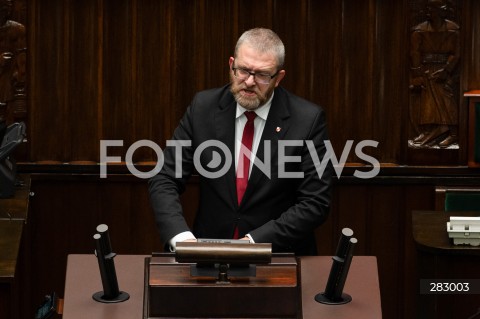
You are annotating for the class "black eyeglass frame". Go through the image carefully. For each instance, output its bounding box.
[231,65,280,84]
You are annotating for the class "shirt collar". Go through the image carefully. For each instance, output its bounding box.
[235,92,274,121]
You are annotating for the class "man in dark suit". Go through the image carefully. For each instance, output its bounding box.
[149,28,332,255]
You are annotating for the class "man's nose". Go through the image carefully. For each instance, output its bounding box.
[244,74,256,86]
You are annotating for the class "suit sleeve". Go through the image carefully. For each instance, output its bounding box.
[148,98,197,249]
[248,109,333,252]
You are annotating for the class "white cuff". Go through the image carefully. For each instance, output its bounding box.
[168,231,196,252]
[246,234,255,243]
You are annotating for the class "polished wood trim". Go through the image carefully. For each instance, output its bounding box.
[464,90,480,97]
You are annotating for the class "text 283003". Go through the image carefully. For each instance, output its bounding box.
[420,280,480,294]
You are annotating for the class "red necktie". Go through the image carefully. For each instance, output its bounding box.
[234,111,256,238]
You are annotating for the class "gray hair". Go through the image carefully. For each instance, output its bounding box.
[234,28,285,69]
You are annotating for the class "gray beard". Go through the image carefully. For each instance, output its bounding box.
[230,84,269,110]
[233,92,262,110]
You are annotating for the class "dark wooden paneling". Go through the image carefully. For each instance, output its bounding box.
[0,284,11,319]
[102,1,135,152]
[369,186,405,318]
[25,0,479,165]
[29,0,70,162]
[402,185,434,319]
[372,1,410,163]
[273,0,308,98]
[65,1,102,162]
[462,0,480,90]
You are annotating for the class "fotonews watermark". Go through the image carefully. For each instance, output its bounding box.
[99,139,380,179]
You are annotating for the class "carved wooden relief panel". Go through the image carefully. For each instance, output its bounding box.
[408,0,461,149]
[0,0,26,138]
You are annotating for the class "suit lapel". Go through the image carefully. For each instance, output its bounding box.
[215,91,238,208]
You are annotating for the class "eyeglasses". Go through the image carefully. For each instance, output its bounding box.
[231,66,279,85]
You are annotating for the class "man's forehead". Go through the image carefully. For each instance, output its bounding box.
[235,44,278,70]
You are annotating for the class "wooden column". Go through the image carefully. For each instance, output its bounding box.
[464,90,480,167]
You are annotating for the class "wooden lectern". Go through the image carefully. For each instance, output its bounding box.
[144,254,299,318]
[61,254,382,319]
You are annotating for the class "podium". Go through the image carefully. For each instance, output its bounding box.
[62,254,382,319]
[145,254,298,318]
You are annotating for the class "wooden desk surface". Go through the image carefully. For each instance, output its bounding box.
[0,220,23,282]
[63,255,146,319]
[412,210,480,255]
[62,254,381,319]
[0,174,31,220]
[300,256,381,319]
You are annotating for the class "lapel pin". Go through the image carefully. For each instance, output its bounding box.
[276,127,281,132]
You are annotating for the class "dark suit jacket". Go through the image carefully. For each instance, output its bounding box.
[148,84,332,255]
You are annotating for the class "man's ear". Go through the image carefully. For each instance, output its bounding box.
[274,70,286,87]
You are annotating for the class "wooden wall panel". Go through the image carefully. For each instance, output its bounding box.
[67,1,102,162]
[0,285,12,319]
[305,1,343,155]
[341,0,374,147]
[462,0,480,90]
[135,0,174,155]
[193,0,236,90]
[272,0,308,98]
[25,0,479,166]
[29,0,69,162]
[237,0,273,33]
[102,1,135,153]
[371,1,410,163]
[402,185,434,319]
[369,186,405,318]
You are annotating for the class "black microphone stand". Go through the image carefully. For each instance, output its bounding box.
[92,224,129,303]
[315,228,357,305]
